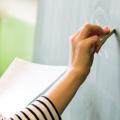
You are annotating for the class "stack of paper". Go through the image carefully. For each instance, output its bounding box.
[0,58,67,117]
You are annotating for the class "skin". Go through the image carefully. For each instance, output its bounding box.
[44,24,110,114]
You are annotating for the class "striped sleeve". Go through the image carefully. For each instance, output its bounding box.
[7,96,62,120]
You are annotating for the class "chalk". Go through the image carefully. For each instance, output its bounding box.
[90,29,116,54]
[99,29,116,46]
[96,29,116,53]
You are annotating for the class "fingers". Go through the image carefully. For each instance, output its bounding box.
[103,26,110,33]
[79,24,110,39]
[95,45,101,53]
[85,35,100,54]
[69,24,110,64]
[70,30,80,40]
[95,27,111,53]
[86,35,99,45]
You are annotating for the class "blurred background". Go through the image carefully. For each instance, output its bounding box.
[0,0,37,75]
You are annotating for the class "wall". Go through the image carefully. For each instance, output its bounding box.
[35,0,120,119]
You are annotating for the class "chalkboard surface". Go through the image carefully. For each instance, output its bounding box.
[35,0,120,119]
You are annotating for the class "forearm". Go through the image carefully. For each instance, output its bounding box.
[1,70,86,120]
[44,69,87,114]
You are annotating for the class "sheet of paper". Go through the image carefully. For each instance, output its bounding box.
[0,58,67,117]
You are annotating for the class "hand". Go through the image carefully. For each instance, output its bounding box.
[69,24,110,77]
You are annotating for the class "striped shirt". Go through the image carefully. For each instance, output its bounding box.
[0,96,61,120]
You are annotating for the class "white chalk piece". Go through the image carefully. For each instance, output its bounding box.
[90,29,115,54]
[100,29,116,46]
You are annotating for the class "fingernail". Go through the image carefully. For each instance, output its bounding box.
[104,26,110,31]
[105,26,109,29]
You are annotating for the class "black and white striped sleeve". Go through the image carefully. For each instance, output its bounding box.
[1,96,61,120]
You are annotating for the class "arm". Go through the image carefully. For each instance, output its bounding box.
[1,24,110,120]
[44,24,110,114]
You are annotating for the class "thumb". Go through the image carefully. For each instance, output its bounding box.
[85,35,99,54]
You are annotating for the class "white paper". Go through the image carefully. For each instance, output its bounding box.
[0,58,67,117]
